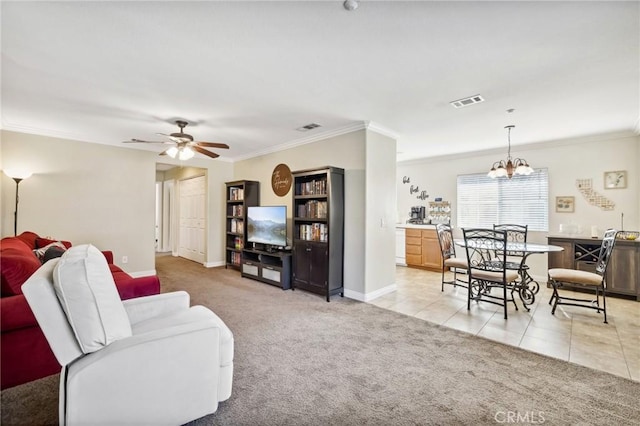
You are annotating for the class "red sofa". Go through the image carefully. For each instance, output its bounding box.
[1,231,161,389]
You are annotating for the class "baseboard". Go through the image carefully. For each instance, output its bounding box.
[345,283,398,302]
[205,260,225,268]
[129,269,157,278]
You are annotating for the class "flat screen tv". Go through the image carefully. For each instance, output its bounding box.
[247,205,287,249]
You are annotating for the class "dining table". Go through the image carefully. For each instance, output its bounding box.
[454,239,565,309]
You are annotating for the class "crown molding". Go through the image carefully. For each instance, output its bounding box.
[229,121,368,162]
[364,121,400,140]
[1,123,93,143]
[397,130,639,166]
[230,120,402,162]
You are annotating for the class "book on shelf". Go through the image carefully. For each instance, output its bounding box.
[229,187,244,201]
[230,251,241,265]
[298,223,328,242]
[296,200,327,219]
[230,205,243,216]
[230,218,243,234]
[296,178,327,196]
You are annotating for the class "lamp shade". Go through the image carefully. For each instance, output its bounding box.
[4,169,32,180]
[178,147,195,160]
[166,147,179,158]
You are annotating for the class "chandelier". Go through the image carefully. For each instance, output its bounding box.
[487,125,533,179]
[166,143,195,161]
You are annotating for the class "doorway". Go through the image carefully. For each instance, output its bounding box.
[156,164,207,265]
[177,175,206,264]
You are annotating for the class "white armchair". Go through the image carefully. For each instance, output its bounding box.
[22,245,233,426]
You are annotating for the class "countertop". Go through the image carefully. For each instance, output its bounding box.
[548,234,639,245]
[396,223,437,229]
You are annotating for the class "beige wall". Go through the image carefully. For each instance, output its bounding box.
[397,132,640,278]
[5,127,633,297]
[234,130,368,296]
[1,130,158,275]
[233,128,399,300]
[162,163,233,266]
[1,130,233,275]
[363,129,397,298]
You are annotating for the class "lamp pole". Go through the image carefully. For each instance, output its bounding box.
[3,169,32,236]
[12,177,23,236]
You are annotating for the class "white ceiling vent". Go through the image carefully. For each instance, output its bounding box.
[296,123,321,132]
[450,95,485,109]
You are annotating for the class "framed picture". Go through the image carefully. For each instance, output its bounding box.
[556,196,575,213]
[604,170,627,189]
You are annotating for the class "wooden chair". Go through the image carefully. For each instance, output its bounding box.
[462,228,520,319]
[435,224,468,291]
[548,229,617,323]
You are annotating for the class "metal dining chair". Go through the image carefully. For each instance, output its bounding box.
[462,228,520,319]
[492,224,539,305]
[435,224,468,291]
[548,228,617,323]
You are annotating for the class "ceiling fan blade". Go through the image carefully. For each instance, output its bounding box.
[193,146,220,159]
[123,138,170,144]
[195,142,229,149]
[157,133,184,143]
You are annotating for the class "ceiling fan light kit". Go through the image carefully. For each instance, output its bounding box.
[165,145,195,160]
[124,120,229,160]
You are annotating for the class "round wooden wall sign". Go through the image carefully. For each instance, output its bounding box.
[271,163,292,196]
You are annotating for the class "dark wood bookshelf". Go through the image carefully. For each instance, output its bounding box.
[291,166,344,301]
[225,180,259,270]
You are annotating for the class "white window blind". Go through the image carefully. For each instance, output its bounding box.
[457,169,549,231]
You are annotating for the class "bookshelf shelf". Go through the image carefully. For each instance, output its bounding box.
[291,166,344,301]
[224,180,259,269]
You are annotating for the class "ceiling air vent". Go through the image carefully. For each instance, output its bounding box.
[296,123,321,132]
[450,95,485,109]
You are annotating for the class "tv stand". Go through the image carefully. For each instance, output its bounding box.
[241,249,292,290]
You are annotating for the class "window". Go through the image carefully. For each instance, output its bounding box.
[457,169,549,231]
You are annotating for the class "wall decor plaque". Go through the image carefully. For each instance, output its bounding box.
[272,163,292,196]
[604,170,627,189]
[555,196,575,213]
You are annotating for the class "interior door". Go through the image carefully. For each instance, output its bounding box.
[178,175,206,264]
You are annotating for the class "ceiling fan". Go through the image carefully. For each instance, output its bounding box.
[124,120,229,160]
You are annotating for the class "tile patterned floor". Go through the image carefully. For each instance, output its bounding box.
[368,266,640,381]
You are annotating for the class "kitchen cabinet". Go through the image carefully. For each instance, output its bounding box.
[405,227,443,272]
[548,236,639,301]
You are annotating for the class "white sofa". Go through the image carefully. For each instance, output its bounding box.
[22,245,234,425]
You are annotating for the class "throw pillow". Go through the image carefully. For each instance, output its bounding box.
[16,231,40,248]
[53,244,132,354]
[0,249,41,296]
[43,245,66,263]
[33,241,67,262]
[36,237,72,250]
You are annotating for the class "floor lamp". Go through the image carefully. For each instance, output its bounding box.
[4,169,32,236]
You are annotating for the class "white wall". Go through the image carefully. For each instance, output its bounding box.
[397,132,640,278]
[233,130,368,296]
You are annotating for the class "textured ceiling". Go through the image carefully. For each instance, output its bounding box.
[2,1,638,162]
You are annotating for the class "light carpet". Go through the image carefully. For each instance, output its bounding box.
[2,254,639,425]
